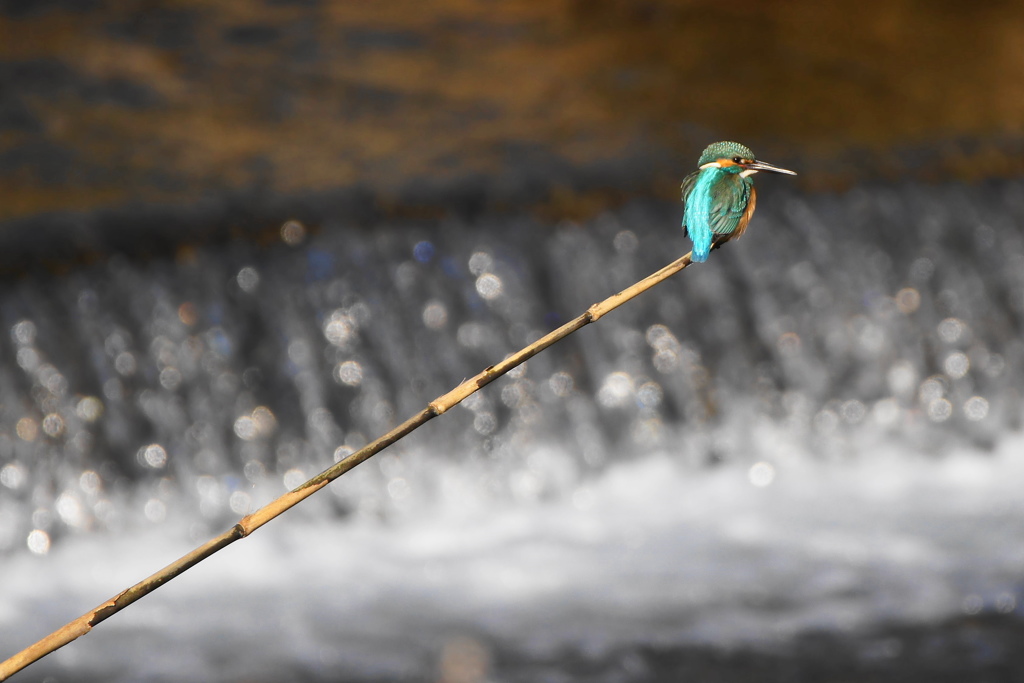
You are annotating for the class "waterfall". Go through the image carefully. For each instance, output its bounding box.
[2,178,1023,680]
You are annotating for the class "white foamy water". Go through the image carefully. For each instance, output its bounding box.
[4,430,1023,681]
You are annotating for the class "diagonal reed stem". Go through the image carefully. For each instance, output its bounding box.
[0,248,698,680]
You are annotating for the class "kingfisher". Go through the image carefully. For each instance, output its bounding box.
[681,141,796,262]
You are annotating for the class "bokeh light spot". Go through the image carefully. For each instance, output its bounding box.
[887,362,917,398]
[964,396,989,421]
[287,339,312,367]
[334,360,364,387]
[910,257,935,282]
[41,413,64,438]
[76,396,104,422]
[473,412,497,435]
[11,320,36,346]
[243,460,266,482]
[840,400,866,424]
[943,351,970,379]
[937,317,967,345]
[653,348,680,373]
[159,366,183,390]
[962,594,984,615]
[324,311,356,347]
[996,593,1017,614]
[422,301,448,329]
[39,365,67,396]
[548,371,574,397]
[748,462,776,487]
[233,416,259,441]
[413,241,435,263]
[16,417,38,442]
[114,351,137,376]
[56,491,85,528]
[457,322,488,349]
[229,490,252,515]
[636,382,663,410]
[468,251,493,276]
[387,477,411,501]
[597,372,634,409]
[144,498,167,523]
[178,302,199,326]
[895,288,921,314]
[281,220,306,245]
[501,383,525,408]
[80,470,101,494]
[237,266,260,292]
[15,347,39,372]
[613,230,638,253]
[283,468,306,490]
[1,463,27,490]
[139,443,168,469]
[927,398,953,423]
[645,324,674,347]
[26,529,50,555]
[252,406,277,435]
[475,273,503,300]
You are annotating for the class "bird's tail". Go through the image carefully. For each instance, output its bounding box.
[683,216,712,263]
[691,242,709,262]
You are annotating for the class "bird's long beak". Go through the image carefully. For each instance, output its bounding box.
[745,160,797,175]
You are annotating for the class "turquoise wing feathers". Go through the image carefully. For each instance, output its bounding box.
[681,168,751,262]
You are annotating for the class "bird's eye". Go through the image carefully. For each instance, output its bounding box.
[732,156,743,163]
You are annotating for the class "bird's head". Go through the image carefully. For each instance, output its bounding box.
[697,141,796,177]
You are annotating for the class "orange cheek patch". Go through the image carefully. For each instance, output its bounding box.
[716,158,738,167]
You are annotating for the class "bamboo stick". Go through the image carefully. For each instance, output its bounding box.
[0,247,699,680]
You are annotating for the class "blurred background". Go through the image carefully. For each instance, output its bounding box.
[3,1,1024,681]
